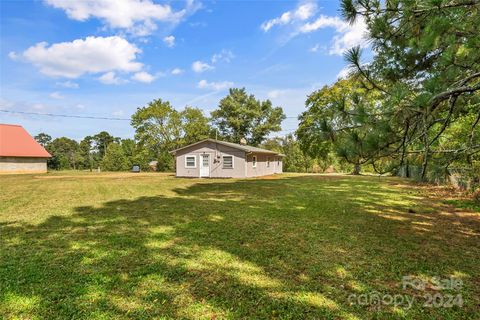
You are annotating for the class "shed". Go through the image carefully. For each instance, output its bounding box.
[0,124,51,174]
[170,139,284,178]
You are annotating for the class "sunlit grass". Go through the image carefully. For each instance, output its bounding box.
[0,172,479,319]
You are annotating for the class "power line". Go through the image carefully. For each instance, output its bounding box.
[0,109,300,121]
[0,109,131,121]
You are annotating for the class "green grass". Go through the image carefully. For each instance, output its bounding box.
[0,172,479,319]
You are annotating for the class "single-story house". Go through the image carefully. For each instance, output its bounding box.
[0,124,51,174]
[170,138,284,178]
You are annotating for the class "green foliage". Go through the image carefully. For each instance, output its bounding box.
[34,132,51,147]
[211,88,285,146]
[101,143,129,171]
[47,137,82,170]
[297,78,388,174]
[92,131,119,159]
[131,99,211,171]
[309,0,480,180]
[261,135,315,172]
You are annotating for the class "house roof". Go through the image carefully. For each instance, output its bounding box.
[170,138,285,156]
[0,124,51,158]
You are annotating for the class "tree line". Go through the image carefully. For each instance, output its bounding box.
[36,88,315,172]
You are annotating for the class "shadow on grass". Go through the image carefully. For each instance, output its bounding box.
[1,175,479,319]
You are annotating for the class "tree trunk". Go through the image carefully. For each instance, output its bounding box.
[352,163,361,175]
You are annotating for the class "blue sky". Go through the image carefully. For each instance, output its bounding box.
[0,0,368,140]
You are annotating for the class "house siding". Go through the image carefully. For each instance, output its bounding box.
[0,157,48,174]
[175,141,246,178]
[246,153,282,177]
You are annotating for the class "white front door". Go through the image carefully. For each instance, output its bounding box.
[200,154,210,177]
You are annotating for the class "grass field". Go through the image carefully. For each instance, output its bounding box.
[1,172,479,319]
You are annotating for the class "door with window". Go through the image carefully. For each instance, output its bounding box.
[200,154,210,177]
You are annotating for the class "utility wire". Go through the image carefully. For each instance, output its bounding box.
[0,109,131,121]
[0,109,300,121]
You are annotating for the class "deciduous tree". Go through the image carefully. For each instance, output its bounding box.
[211,88,285,146]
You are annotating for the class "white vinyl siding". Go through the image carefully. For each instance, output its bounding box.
[185,155,196,168]
[223,155,234,169]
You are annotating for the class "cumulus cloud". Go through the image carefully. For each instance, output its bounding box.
[98,71,126,85]
[329,18,368,55]
[192,60,214,73]
[163,35,175,47]
[300,15,368,55]
[261,1,316,31]
[56,80,79,88]
[171,68,184,75]
[44,0,201,36]
[197,79,233,91]
[261,1,368,55]
[49,91,64,99]
[20,36,142,78]
[131,71,156,83]
[211,49,234,63]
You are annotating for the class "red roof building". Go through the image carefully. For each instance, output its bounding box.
[0,124,51,173]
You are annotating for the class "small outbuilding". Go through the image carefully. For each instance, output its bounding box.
[170,138,283,178]
[0,124,51,174]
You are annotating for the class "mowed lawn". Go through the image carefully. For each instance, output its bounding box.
[0,173,479,319]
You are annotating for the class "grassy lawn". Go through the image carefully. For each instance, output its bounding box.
[0,172,479,319]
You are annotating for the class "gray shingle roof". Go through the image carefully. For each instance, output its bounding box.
[170,138,284,156]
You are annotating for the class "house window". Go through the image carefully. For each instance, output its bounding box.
[223,155,233,169]
[267,157,270,167]
[185,155,196,168]
[252,155,257,168]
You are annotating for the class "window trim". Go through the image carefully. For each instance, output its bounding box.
[252,155,257,168]
[222,155,234,169]
[185,154,197,168]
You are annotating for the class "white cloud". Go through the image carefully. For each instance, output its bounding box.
[309,44,320,53]
[192,60,214,73]
[211,49,234,63]
[299,15,346,33]
[336,66,351,79]
[8,51,19,60]
[171,68,184,75]
[267,89,287,99]
[56,80,79,88]
[49,91,64,99]
[261,1,368,55]
[163,35,175,47]
[261,1,317,32]
[197,79,233,91]
[131,71,156,83]
[300,16,368,55]
[44,0,201,36]
[112,110,124,116]
[21,36,142,78]
[98,71,125,85]
[329,18,368,55]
